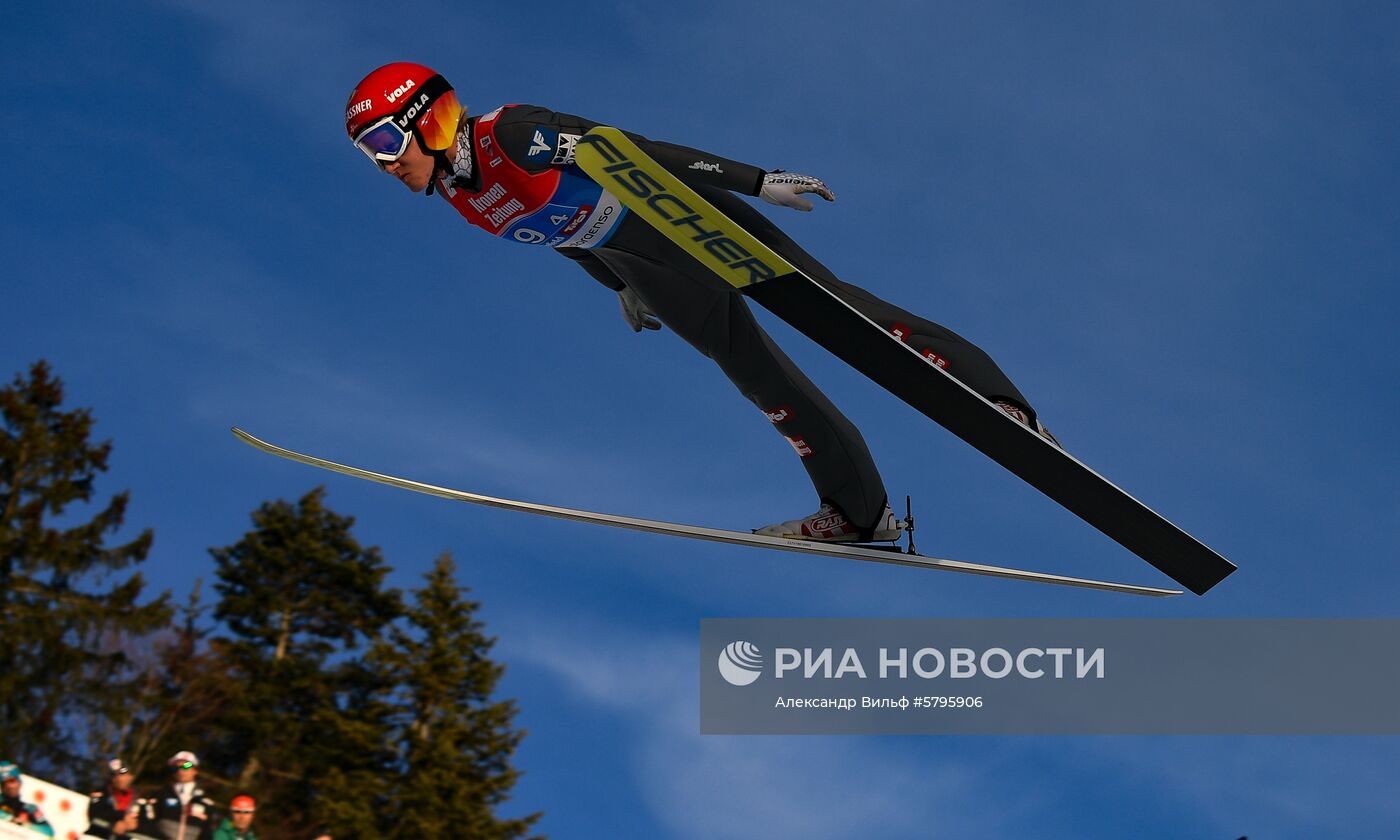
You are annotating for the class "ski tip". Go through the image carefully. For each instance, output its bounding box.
[1181,559,1238,596]
[230,427,267,450]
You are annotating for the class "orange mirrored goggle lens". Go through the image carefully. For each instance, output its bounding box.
[416,89,462,152]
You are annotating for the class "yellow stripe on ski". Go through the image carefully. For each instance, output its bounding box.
[574,126,795,289]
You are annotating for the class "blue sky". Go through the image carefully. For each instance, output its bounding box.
[5,0,1399,836]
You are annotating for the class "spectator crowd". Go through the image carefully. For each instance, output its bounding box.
[1,754,333,840]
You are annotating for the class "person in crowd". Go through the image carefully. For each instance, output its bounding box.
[143,751,215,840]
[0,761,54,837]
[210,795,256,840]
[86,759,143,839]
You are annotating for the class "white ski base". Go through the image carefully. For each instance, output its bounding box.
[231,428,1180,598]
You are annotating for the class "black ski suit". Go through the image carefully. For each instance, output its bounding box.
[434,105,1033,533]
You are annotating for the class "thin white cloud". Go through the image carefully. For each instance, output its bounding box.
[505,622,1008,840]
[509,616,1400,839]
[91,216,760,514]
[1075,737,1400,838]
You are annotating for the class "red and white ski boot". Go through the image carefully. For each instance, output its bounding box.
[754,502,903,543]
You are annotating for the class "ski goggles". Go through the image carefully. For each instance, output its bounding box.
[354,118,414,167]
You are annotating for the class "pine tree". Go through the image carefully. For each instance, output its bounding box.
[209,488,402,838]
[374,553,542,839]
[91,581,238,783]
[0,360,170,780]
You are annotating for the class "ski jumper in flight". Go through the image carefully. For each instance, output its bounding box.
[345,62,1056,543]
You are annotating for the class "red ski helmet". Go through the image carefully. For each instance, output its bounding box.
[345,62,463,165]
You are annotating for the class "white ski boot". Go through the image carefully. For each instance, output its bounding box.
[754,502,903,543]
[993,399,1061,447]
